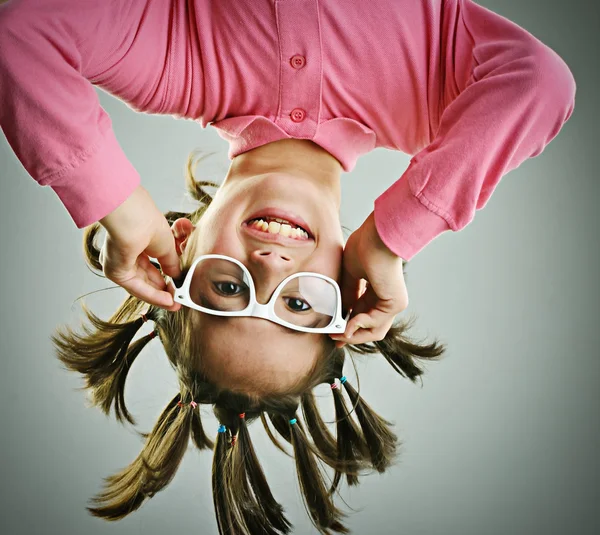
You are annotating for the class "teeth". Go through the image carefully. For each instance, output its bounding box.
[249,219,309,239]
[267,221,281,234]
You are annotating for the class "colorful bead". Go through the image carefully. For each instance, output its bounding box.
[190,401,198,408]
[340,376,347,384]
[289,418,297,425]
[239,413,246,419]
[218,425,226,433]
[331,382,338,389]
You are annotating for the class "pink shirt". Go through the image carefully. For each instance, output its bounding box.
[0,0,576,261]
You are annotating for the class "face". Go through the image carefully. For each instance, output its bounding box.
[173,171,344,395]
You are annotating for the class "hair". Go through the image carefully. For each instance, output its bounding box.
[51,149,448,534]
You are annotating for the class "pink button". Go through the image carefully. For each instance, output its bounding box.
[290,108,306,122]
[290,55,306,69]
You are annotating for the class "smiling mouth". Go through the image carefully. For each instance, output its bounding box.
[241,221,314,245]
[244,215,313,241]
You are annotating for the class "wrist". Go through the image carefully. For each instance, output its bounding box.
[365,211,403,260]
[99,185,155,236]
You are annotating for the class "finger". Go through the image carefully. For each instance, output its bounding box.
[332,327,387,346]
[340,270,363,314]
[342,312,377,339]
[146,219,183,280]
[101,241,181,312]
[119,274,180,311]
[137,254,170,289]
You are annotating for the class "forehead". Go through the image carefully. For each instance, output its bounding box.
[196,315,324,393]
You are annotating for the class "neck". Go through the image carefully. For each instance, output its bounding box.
[225,139,343,209]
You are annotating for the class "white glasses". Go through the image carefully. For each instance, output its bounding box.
[172,254,348,334]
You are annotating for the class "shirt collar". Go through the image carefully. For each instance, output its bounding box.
[211,115,376,172]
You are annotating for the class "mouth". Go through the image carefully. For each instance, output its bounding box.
[241,223,314,245]
[243,209,314,240]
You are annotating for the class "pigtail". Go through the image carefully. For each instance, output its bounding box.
[284,414,350,535]
[51,304,161,425]
[190,407,215,450]
[87,393,193,520]
[301,391,337,460]
[340,378,399,472]
[351,317,446,382]
[329,378,371,494]
[260,413,294,457]
[263,409,363,478]
[212,423,234,535]
[226,413,293,534]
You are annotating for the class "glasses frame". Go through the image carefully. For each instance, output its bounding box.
[172,254,348,334]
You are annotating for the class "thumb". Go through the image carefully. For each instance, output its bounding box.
[343,312,377,339]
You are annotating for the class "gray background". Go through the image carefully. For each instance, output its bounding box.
[0,1,598,534]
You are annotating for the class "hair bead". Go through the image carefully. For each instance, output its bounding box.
[177,401,184,408]
[190,401,198,408]
[330,382,338,390]
[289,418,297,425]
[239,413,245,419]
[340,375,347,384]
[140,313,148,323]
[148,330,157,339]
[218,425,227,433]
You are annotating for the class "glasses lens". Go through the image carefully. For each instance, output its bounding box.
[187,259,340,330]
[188,258,250,311]
[274,275,338,329]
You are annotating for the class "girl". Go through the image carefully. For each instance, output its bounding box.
[0,0,575,533]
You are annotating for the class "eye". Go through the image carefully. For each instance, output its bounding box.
[213,281,246,296]
[284,297,311,312]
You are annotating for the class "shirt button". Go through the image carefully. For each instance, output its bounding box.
[290,108,306,122]
[290,55,306,69]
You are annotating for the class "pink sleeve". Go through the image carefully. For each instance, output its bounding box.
[373,0,576,261]
[0,0,144,228]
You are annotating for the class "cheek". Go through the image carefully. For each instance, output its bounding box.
[316,246,344,281]
[194,224,242,258]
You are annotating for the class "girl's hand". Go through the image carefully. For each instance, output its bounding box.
[330,211,408,348]
[98,185,182,312]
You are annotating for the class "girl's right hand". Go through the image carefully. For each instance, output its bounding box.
[98,185,182,312]
[330,211,409,348]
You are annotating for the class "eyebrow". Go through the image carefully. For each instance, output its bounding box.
[198,304,322,334]
[281,318,322,333]
[199,292,324,331]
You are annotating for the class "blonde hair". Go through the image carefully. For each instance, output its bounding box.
[52,150,447,534]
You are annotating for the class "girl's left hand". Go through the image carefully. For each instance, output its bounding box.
[330,211,409,348]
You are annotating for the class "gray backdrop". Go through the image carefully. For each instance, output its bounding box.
[0,1,597,534]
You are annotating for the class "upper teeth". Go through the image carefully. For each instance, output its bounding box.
[249,218,309,239]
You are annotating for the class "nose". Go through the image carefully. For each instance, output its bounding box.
[248,250,294,303]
